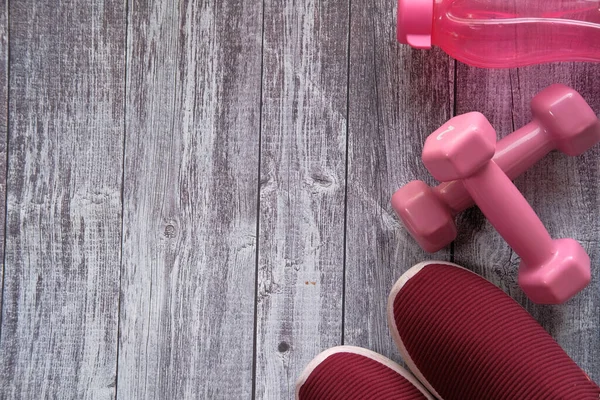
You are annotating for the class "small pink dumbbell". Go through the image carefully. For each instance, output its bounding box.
[421,112,591,304]
[393,84,600,253]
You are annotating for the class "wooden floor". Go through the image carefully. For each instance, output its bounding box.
[0,1,598,399]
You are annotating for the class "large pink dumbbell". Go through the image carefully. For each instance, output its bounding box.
[422,112,591,304]
[393,84,600,253]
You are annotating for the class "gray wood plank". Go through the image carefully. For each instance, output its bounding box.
[454,63,600,382]
[0,0,7,307]
[0,1,126,399]
[117,1,262,398]
[254,0,349,397]
[343,0,454,364]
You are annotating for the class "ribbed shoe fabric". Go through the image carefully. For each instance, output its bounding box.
[390,263,600,400]
[297,347,429,400]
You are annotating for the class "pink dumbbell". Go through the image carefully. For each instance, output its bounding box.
[422,112,591,305]
[393,84,600,253]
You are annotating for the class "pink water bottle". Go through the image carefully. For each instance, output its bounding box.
[397,0,600,68]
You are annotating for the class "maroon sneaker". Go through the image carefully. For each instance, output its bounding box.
[388,261,600,400]
[296,346,433,400]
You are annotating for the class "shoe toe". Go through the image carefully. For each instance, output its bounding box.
[296,346,432,400]
[387,261,600,400]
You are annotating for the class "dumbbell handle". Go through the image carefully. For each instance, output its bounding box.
[434,121,554,214]
[462,160,555,269]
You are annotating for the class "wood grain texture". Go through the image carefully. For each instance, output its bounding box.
[117,1,262,398]
[343,0,453,364]
[0,0,6,309]
[0,1,598,398]
[454,63,600,382]
[0,1,126,399]
[254,0,349,397]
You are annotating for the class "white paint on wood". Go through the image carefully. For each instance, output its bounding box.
[0,1,126,399]
[117,1,262,398]
[343,0,454,365]
[0,1,598,398]
[0,0,7,314]
[254,0,349,397]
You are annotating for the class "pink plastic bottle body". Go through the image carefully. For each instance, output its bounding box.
[399,0,600,68]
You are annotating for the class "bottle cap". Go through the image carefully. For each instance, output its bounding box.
[397,0,434,49]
